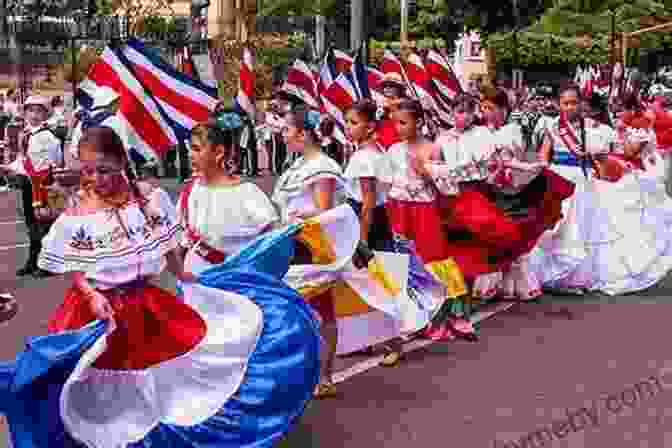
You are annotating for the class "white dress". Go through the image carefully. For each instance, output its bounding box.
[180,180,278,275]
[272,152,423,353]
[343,143,389,207]
[528,119,672,294]
[37,185,266,447]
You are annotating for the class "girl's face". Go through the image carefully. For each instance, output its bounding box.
[559,90,580,120]
[394,109,418,141]
[78,144,126,197]
[345,110,374,144]
[480,100,505,128]
[25,105,47,127]
[190,133,220,176]
[282,114,306,152]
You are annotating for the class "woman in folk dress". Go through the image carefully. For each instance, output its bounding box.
[16,126,320,448]
[178,114,278,278]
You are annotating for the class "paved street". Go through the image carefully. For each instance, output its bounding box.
[2,175,672,447]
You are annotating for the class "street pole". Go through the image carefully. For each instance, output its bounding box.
[315,15,325,58]
[400,0,408,56]
[350,0,363,53]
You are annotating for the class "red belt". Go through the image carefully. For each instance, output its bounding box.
[194,241,228,264]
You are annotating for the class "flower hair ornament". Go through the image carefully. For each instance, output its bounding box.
[303,110,321,130]
[215,112,244,130]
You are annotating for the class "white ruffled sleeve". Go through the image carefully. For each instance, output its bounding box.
[37,214,79,274]
[344,150,379,180]
[139,184,181,255]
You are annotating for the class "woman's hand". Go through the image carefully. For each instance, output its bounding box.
[88,291,116,332]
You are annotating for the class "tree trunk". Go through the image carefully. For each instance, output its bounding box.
[486,46,497,83]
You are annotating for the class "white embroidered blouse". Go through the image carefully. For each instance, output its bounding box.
[37,184,181,290]
[179,181,278,254]
[383,141,436,202]
[343,143,389,206]
[271,153,345,223]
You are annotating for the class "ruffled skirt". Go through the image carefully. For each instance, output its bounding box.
[4,270,321,448]
[529,164,672,295]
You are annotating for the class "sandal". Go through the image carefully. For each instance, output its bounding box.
[313,381,337,399]
[380,345,403,367]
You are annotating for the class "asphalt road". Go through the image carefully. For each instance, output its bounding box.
[2,175,672,448]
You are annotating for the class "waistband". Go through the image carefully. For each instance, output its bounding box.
[96,278,149,296]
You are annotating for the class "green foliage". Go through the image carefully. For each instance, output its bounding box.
[259,0,338,16]
[483,0,672,66]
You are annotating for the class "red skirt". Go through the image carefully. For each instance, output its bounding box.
[440,169,574,281]
[48,284,207,370]
[385,199,451,263]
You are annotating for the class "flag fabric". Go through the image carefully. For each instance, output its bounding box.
[282,59,320,109]
[333,49,353,73]
[178,46,196,79]
[350,45,371,100]
[236,47,256,121]
[380,49,405,76]
[88,46,179,160]
[406,52,451,127]
[425,49,461,100]
[317,48,338,97]
[122,38,217,136]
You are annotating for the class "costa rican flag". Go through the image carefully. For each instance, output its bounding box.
[380,48,404,76]
[121,38,218,135]
[333,49,353,73]
[350,45,371,100]
[317,48,338,97]
[178,46,196,78]
[406,52,451,127]
[425,49,461,100]
[282,58,320,109]
[236,47,256,121]
[88,45,179,160]
[321,73,357,145]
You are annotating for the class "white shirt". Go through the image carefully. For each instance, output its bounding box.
[384,141,436,203]
[344,144,389,206]
[436,125,494,169]
[8,124,63,173]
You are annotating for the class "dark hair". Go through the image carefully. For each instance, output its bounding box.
[348,99,378,123]
[623,94,642,112]
[191,117,241,171]
[453,93,479,111]
[397,99,424,121]
[319,116,335,138]
[481,85,510,113]
[78,126,147,208]
[558,81,582,100]
[287,105,320,141]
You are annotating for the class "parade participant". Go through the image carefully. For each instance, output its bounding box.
[0,125,320,448]
[0,95,62,277]
[648,94,672,196]
[344,99,402,365]
[179,111,278,277]
[529,81,642,294]
[263,92,291,174]
[578,95,672,295]
[376,72,406,150]
[382,99,469,341]
[272,105,344,397]
[476,86,573,301]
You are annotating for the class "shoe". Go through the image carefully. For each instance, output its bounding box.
[313,382,337,399]
[16,266,35,276]
[380,350,402,367]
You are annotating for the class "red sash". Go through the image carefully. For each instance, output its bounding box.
[179,178,228,264]
[556,114,584,156]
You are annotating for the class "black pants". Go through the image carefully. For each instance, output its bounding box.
[268,134,287,175]
[17,175,53,270]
